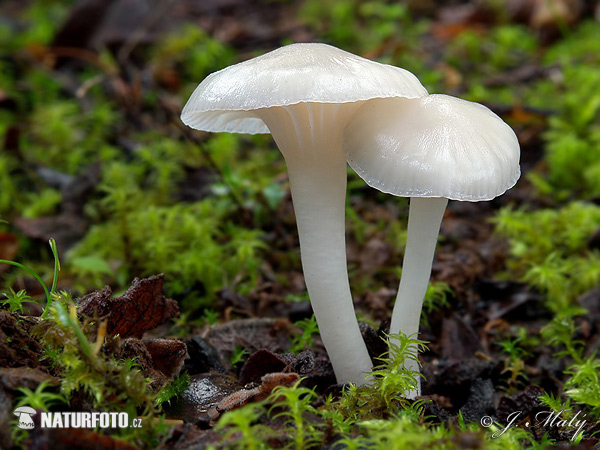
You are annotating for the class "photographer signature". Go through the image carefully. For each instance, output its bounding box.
[480,410,587,441]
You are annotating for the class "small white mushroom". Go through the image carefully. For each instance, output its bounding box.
[181,43,427,385]
[14,406,37,429]
[343,94,520,395]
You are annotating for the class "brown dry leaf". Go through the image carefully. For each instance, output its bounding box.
[0,311,43,368]
[239,349,337,391]
[78,274,179,338]
[202,318,293,361]
[215,372,300,416]
[0,367,58,391]
[239,349,288,385]
[145,338,188,378]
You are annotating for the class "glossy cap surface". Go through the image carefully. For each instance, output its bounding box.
[343,94,521,201]
[181,43,428,134]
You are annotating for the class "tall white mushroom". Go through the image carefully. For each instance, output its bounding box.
[181,43,427,385]
[343,94,520,394]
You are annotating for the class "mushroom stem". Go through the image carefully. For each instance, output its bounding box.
[258,103,373,385]
[286,154,373,385]
[390,196,448,396]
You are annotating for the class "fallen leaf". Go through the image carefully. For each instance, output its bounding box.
[202,318,293,360]
[145,338,188,378]
[0,367,59,391]
[239,349,287,385]
[214,372,300,416]
[183,336,234,375]
[78,274,179,338]
[0,311,44,368]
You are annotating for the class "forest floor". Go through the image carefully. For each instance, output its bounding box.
[1,0,600,449]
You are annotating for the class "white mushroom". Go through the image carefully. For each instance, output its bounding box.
[14,406,37,429]
[343,94,520,394]
[181,43,427,385]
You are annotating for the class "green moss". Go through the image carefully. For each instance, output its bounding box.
[446,25,538,74]
[0,241,172,447]
[543,21,600,66]
[27,293,172,447]
[299,0,427,57]
[493,202,600,315]
[541,317,600,417]
[151,25,235,93]
[215,403,271,450]
[213,333,551,449]
[539,68,600,199]
[155,373,191,408]
[22,188,62,218]
[0,1,73,51]
[0,287,34,313]
[26,100,121,174]
[288,315,320,353]
[69,200,267,306]
[3,1,600,447]
[564,357,600,415]
[268,383,322,449]
[497,330,532,390]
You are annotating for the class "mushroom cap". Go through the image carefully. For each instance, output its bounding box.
[14,406,37,416]
[343,94,521,201]
[181,43,428,135]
